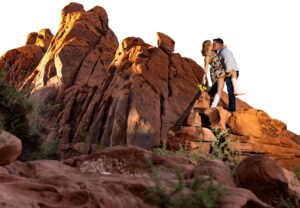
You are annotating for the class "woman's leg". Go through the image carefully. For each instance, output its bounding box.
[211,76,225,108]
[217,76,225,95]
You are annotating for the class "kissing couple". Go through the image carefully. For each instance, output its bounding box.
[201,38,244,112]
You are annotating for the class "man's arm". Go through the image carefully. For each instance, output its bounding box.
[220,49,238,73]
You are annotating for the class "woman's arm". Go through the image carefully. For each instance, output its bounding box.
[202,56,210,84]
[204,56,210,73]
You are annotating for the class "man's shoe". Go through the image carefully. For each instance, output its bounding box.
[234,91,245,96]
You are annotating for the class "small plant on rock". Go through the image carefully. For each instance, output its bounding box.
[36,137,62,160]
[293,164,300,181]
[152,140,169,156]
[147,166,226,208]
[209,127,242,167]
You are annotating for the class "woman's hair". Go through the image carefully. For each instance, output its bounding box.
[201,40,211,56]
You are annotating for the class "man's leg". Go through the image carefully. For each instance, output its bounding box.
[225,71,239,111]
[209,82,218,97]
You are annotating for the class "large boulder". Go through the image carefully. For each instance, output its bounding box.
[233,155,299,205]
[0,130,22,165]
[228,108,286,144]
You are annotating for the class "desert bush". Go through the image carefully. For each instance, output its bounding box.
[36,137,62,160]
[272,195,299,208]
[293,164,300,181]
[147,166,226,208]
[0,70,42,160]
[209,127,242,167]
[27,98,60,135]
[152,141,170,156]
[152,128,241,167]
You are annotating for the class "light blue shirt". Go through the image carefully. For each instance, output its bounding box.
[218,48,239,73]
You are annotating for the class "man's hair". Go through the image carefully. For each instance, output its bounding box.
[213,38,224,44]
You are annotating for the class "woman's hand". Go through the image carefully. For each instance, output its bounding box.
[202,72,207,84]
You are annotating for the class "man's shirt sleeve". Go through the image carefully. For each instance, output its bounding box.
[220,49,239,73]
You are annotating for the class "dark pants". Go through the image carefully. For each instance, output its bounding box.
[225,71,239,111]
[209,71,239,112]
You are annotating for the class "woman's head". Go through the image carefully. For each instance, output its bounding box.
[201,40,212,56]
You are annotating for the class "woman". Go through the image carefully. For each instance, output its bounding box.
[201,40,225,108]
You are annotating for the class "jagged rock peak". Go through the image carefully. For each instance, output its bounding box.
[26,32,38,45]
[61,2,84,15]
[156,32,175,53]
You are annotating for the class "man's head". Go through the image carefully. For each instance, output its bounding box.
[213,38,224,51]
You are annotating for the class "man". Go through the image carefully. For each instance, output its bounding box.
[212,38,244,112]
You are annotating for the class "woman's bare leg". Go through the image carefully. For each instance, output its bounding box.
[217,76,225,96]
[211,75,225,108]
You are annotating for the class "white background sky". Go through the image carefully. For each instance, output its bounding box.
[1,0,299,134]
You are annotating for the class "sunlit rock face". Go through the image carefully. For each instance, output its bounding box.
[0,28,53,89]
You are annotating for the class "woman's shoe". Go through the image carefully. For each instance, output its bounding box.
[210,93,220,108]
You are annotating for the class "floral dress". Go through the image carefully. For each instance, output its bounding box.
[209,55,225,84]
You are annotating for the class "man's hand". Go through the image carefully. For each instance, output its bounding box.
[219,72,226,78]
[226,73,232,77]
[226,70,234,77]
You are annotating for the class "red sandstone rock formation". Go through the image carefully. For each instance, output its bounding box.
[10,3,203,150]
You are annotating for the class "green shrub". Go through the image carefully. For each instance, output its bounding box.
[36,137,62,160]
[152,141,169,155]
[272,195,299,208]
[27,97,60,135]
[152,142,197,160]
[147,166,226,208]
[0,70,42,160]
[152,128,241,167]
[293,164,300,181]
[210,127,241,167]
